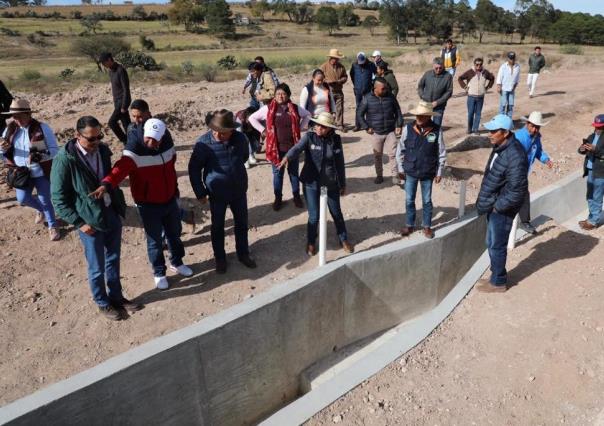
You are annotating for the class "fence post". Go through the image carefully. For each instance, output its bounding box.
[318,186,328,267]
[507,214,519,250]
[458,180,466,218]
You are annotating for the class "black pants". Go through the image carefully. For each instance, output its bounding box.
[519,190,531,223]
[108,106,131,143]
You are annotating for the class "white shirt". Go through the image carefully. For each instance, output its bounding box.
[496,62,521,92]
[248,103,312,134]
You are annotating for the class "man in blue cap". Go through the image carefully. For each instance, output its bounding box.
[578,113,604,230]
[350,51,376,131]
[475,114,528,292]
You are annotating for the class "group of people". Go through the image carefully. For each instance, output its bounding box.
[0,41,601,319]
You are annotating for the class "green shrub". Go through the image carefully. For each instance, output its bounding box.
[21,70,42,81]
[115,51,162,71]
[0,27,20,37]
[139,34,156,51]
[59,68,76,80]
[559,45,583,55]
[200,64,217,82]
[181,60,194,75]
[216,55,239,70]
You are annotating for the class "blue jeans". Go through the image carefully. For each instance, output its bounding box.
[404,175,434,227]
[78,208,123,308]
[499,91,515,117]
[432,106,445,127]
[272,150,299,197]
[304,183,348,245]
[486,211,514,286]
[15,175,57,228]
[249,96,260,111]
[209,194,249,260]
[137,198,185,277]
[467,96,484,133]
[586,170,604,226]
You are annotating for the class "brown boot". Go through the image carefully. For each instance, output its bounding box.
[475,278,508,293]
[341,240,354,254]
[272,195,283,211]
[306,244,317,256]
[579,220,596,230]
[423,227,434,239]
[400,226,414,237]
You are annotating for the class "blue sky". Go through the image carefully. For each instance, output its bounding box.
[43,0,602,14]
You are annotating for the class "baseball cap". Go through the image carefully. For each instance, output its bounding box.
[483,114,514,131]
[357,52,366,63]
[371,50,381,57]
[592,114,604,128]
[144,118,166,141]
[507,51,516,60]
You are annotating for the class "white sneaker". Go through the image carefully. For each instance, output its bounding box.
[244,161,250,169]
[169,264,193,277]
[154,276,169,290]
[248,155,257,165]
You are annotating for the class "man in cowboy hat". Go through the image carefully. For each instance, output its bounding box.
[475,114,528,292]
[188,109,256,274]
[89,117,194,290]
[417,57,453,127]
[396,101,446,239]
[357,78,404,185]
[99,52,131,144]
[496,52,521,118]
[578,114,604,230]
[516,111,554,234]
[0,80,13,134]
[320,49,348,132]
[1,99,61,241]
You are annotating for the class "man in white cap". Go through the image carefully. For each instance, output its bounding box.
[396,101,446,239]
[350,51,377,131]
[320,49,348,132]
[371,50,384,67]
[475,114,528,292]
[90,117,194,290]
[516,111,554,234]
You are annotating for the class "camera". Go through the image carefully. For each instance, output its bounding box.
[29,147,43,163]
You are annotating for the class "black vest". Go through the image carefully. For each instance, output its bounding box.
[402,122,440,179]
[441,47,457,68]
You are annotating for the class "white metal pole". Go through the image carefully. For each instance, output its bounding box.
[318,186,328,267]
[507,214,519,250]
[458,180,466,218]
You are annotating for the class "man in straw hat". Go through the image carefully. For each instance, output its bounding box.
[417,57,453,127]
[358,78,403,185]
[578,114,604,231]
[188,109,257,274]
[89,117,194,291]
[516,111,554,234]
[1,99,61,241]
[320,49,348,132]
[396,101,446,239]
[475,114,528,292]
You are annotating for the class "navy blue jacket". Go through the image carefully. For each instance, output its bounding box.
[188,131,249,200]
[476,136,529,217]
[286,131,345,190]
[579,132,604,179]
[350,62,377,95]
[401,122,441,179]
[357,92,404,135]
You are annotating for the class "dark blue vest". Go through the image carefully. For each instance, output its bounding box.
[402,122,440,179]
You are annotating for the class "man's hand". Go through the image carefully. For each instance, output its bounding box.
[340,187,346,196]
[496,85,502,94]
[0,138,10,152]
[241,89,246,95]
[79,224,95,236]
[398,172,406,181]
[366,128,374,135]
[582,143,595,152]
[198,196,209,204]
[395,127,402,137]
[279,156,289,169]
[88,185,107,200]
[261,130,266,140]
[434,176,442,184]
[546,160,554,169]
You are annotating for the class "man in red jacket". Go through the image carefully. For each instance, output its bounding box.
[90,118,193,290]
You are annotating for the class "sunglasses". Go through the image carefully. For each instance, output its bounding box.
[79,133,104,142]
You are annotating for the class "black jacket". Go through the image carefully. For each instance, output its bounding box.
[357,92,404,135]
[417,70,453,108]
[476,136,528,217]
[579,132,604,179]
[286,130,345,190]
[0,80,13,133]
[109,63,131,110]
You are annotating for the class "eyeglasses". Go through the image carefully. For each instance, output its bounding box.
[79,133,104,142]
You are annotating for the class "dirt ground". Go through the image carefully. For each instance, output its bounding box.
[310,223,604,426]
[1,51,603,407]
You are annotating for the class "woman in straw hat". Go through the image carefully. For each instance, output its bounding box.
[396,101,446,240]
[279,112,354,256]
[0,99,61,241]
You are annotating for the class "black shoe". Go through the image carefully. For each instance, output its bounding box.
[216,258,227,274]
[98,305,124,321]
[114,297,144,313]
[521,222,537,235]
[293,194,304,208]
[374,176,384,184]
[272,196,283,211]
[238,255,257,269]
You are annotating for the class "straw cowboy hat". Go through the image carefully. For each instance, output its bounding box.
[310,112,339,129]
[408,101,441,116]
[521,111,549,127]
[1,99,37,115]
[208,109,238,132]
[326,48,344,59]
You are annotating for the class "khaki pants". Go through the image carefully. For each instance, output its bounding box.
[333,92,344,128]
[371,132,398,177]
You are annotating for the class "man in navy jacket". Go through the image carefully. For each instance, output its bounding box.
[476,114,528,292]
[188,109,257,274]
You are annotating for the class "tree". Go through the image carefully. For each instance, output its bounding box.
[379,0,407,44]
[362,15,379,36]
[290,2,314,24]
[206,0,236,38]
[71,35,130,70]
[29,0,47,5]
[0,0,28,6]
[455,0,476,42]
[475,0,499,43]
[250,0,270,20]
[80,0,92,4]
[168,0,205,32]
[131,5,147,21]
[315,6,340,35]
[337,4,360,27]
[80,13,103,34]
[271,0,296,22]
